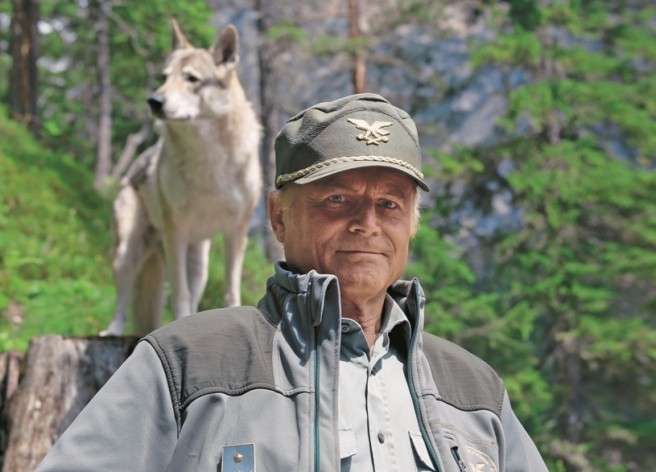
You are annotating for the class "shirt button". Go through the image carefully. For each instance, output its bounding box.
[341,324,349,333]
[377,431,385,443]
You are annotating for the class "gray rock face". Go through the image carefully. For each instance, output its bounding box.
[208,1,521,153]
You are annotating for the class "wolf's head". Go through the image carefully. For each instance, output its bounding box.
[148,19,242,121]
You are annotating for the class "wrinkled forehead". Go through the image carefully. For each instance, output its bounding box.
[164,49,215,75]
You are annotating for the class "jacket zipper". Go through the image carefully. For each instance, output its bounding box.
[314,326,320,472]
[407,337,441,471]
[451,446,468,472]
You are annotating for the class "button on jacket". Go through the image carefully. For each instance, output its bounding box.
[37,263,548,471]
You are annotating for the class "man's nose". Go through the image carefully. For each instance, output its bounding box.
[147,94,165,114]
[348,202,380,236]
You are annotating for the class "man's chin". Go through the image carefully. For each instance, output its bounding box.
[333,269,389,298]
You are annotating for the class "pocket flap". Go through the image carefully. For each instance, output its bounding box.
[339,428,358,459]
[409,432,436,471]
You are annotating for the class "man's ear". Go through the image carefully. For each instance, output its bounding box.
[268,191,286,243]
[212,24,239,67]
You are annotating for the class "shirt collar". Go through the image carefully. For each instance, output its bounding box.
[340,294,412,351]
[382,294,413,350]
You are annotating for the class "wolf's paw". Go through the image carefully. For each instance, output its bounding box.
[99,319,125,336]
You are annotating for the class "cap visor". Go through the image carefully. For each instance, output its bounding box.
[292,159,429,191]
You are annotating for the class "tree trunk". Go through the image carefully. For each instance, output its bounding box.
[255,0,284,262]
[0,352,23,468]
[111,123,151,180]
[537,28,563,145]
[347,0,367,93]
[1,336,137,472]
[93,0,113,191]
[8,0,39,132]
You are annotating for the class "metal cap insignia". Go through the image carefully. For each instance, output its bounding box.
[347,118,393,145]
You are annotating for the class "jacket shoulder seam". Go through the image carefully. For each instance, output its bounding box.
[432,396,503,417]
[182,384,311,409]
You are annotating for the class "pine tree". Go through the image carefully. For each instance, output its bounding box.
[416,2,656,470]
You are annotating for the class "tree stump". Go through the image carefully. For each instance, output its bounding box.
[0,351,23,468]
[1,335,138,472]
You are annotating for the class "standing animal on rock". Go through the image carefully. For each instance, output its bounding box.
[101,20,261,335]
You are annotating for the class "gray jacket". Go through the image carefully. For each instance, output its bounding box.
[38,264,548,471]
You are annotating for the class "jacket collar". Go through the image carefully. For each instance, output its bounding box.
[261,262,426,336]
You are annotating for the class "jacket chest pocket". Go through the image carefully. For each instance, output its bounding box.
[440,429,499,472]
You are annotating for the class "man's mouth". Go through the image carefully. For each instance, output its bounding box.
[338,250,386,256]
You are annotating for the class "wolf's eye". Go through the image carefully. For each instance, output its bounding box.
[185,73,200,84]
[158,73,168,82]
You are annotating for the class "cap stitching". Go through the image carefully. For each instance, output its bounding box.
[276,155,425,186]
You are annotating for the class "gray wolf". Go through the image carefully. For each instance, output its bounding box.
[42,94,546,472]
[101,20,261,335]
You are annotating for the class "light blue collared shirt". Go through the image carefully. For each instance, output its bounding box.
[338,295,435,471]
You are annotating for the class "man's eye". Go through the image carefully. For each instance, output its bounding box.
[327,195,346,204]
[380,199,398,209]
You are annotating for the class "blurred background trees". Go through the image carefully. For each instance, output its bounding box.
[1,0,655,470]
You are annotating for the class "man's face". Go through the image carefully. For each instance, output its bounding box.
[269,167,417,303]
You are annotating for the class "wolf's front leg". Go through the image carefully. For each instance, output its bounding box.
[187,239,211,313]
[224,221,249,307]
[163,227,193,319]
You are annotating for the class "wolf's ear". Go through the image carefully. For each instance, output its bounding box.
[212,25,240,67]
[171,18,191,49]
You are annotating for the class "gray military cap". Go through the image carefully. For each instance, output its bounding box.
[274,93,429,191]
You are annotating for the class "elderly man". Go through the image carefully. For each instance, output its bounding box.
[38,94,547,471]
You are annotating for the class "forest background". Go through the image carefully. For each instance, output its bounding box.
[1,0,655,470]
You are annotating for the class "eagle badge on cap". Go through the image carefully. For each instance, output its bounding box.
[347,118,393,145]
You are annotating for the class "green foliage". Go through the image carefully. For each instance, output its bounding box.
[413,1,656,469]
[0,106,113,350]
[471,30,542,69]
[267,22,307,43]
[311,35,370,57]
[0,107,275,351]
[506,0,542,31]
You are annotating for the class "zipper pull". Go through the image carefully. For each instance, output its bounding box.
[451,446,468,472]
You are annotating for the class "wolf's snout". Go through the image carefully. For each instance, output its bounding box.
[148,94,165,115]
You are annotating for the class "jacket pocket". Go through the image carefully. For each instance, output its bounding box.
[409,432,436,471]
[339,428,358,460]
[441,429,499,472]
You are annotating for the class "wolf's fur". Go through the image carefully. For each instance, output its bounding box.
[102,21,261,335]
